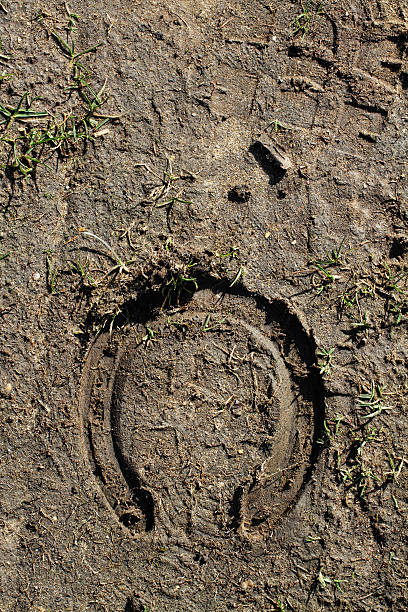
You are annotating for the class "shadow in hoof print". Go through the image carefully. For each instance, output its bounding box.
[79,277,325,544]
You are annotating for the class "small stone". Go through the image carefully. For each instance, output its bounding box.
[241,579,254,591]
[253,137,292,170]
[359,130,378,143]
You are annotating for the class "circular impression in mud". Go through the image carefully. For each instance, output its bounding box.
[79,284,324,544]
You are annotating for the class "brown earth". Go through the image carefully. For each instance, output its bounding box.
[0,1,407,610]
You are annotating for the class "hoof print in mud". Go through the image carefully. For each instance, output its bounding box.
[79,282,324,542]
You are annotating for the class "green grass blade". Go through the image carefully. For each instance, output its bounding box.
[51,31,74,57]
[73,42,103,60]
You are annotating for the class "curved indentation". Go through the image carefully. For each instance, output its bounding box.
[79,282,325,541]
[79,338,154,532]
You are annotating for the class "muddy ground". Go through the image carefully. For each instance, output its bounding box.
[0,0,407,610]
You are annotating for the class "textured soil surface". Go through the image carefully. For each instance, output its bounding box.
[0,1,408,611]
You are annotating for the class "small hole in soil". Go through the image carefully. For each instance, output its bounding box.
[399,72,408,90]
[251,516,267,527]
[119,512,140,528]
[277,190,287,199]
[288,44,303,57]
[228,185,251,203]
[194,552,207,565]
[389,236,408,258]
[125,597,146,612]
[381,60,402,72]
[229,486,245,527]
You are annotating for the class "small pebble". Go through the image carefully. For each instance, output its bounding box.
[241,579,254,591]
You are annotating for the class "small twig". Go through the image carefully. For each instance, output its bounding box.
[360,586,384,601]
[172,11,190,28]
[220,16,235,28]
